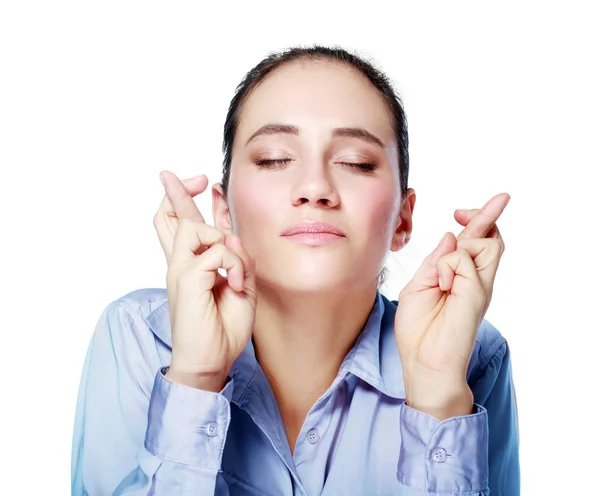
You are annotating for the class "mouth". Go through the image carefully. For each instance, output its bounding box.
[281,222,346,246]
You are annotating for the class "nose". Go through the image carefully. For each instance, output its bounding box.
[290,162,341,208]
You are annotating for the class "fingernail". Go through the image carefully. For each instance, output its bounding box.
[438,233,447,247]
[457,209,466,214]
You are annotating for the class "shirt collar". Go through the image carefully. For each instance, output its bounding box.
[344,292,405,399]
[146,290,405,402]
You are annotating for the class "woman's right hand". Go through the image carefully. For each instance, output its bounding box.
[153,170,257,392]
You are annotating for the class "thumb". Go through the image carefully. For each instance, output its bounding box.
[225,234,256,298]
[403,233,457,292]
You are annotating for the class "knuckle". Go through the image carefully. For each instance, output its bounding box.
[183,221,225,244]
[196,242,227,267]
[457,247,471,260]
[178,217,196,230]
[211,227,227,244]
[456,248,475,268]
[488,238,504,255]
[209,242,226,256]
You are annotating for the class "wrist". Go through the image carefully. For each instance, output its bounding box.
[405,383,474,421]
[165,366,227,392]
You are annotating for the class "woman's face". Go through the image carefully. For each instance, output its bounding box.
[214,60,414,294]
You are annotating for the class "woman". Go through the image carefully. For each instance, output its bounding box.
[71,46,519,495]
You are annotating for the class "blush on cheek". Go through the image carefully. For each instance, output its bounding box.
[358,189,400,249]
[231,176,283,243]
[367,186,398,225]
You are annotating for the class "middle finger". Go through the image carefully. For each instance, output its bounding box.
[457,193,510,240]
[160,170,206,223]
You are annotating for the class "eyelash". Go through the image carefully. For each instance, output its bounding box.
[255,158,377,172]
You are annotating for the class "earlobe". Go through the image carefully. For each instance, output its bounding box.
[391,232,406,252]
[391,230,411,252]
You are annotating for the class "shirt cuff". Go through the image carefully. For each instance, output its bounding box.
[397,401,488,493]
[144,367,234,469]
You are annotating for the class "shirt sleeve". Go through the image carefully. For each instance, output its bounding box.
[395,341,520,495]
[71,301,233,496]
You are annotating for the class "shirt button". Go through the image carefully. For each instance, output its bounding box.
[432,447,447,463]
[306,428,320,444]
[206,421,218,437]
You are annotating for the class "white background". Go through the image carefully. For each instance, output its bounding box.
[1,1,598,494]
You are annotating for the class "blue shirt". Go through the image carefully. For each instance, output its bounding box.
[71,288,519,495]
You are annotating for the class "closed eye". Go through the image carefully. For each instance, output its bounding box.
[339,162,377,173]
[256,158,377,173]
[255,158,291,167]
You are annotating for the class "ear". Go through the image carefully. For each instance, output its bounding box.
[390,188,416,252]
[212,183,234,233]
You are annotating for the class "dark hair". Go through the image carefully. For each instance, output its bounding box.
[220,45,410,288]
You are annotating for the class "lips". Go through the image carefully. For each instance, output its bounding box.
[281,222,346,237]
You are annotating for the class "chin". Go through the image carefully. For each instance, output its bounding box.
[257,266,348,293]
[290,275,347,294]
[258,268,351,295]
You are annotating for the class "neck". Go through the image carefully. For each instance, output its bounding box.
[251,283,378,451]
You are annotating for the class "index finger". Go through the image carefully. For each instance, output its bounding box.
[457,193,510,240]
[160,170,206,223]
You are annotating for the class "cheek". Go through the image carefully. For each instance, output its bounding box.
[357,185,398,240]
[230,176,282,240]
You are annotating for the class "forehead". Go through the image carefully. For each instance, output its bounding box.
[236,60,396,144]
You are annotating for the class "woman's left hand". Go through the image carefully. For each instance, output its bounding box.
[394,193,510,420]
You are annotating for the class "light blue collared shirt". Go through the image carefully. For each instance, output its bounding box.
[71,288,519,495]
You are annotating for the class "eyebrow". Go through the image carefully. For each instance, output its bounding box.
[246,124,298,144]
[245,124,386,149]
